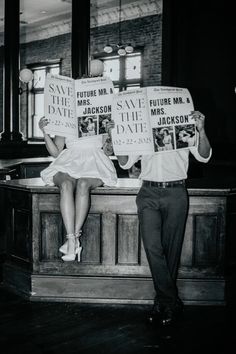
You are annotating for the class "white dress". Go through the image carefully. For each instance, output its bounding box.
[41,135,117,186]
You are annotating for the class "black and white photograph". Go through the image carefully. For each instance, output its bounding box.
[98,114,111,134]
[78,115,97,137]
[153,126,175,152]
[0,1,235,354]
[175,124,196,149]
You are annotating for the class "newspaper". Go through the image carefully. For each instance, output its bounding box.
[111,86,196,155]
[44,73,114,139]
[44,74,196,155]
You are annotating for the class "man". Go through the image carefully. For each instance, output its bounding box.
[116,110,212,327]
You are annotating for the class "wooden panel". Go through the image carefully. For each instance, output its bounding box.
[9,190,32,209]
[1,179,233,304]
[2,258,225,305]
[81,214,101,264]
[31,194,41,269]
[29,275,224,305]
[5,190,32,266]
[90,195,137,214]
[180,214,194,267]
[178,278,225,304]
[226,194,236,268]
[38,262,151,276]
[12,208,31,262]
[0,188,7,254]
[31,275,156,303]
[189,196,225,212]
[3,263,32,296]
[101,212,116,264]
[117,214,140,265]
[38,194,60,211]
[40,212,63,261]
[194,214,218,267]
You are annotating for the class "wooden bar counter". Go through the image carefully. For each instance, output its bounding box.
[0,177,235,305]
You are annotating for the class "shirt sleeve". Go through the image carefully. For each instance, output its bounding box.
[118,155,141,170]
[189,132,212,163]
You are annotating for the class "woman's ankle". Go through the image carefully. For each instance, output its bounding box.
[75,230,82,237]
[66,234,75,254]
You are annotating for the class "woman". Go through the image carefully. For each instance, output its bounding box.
[39,117,117,262]
[154,130,165,152]
[86,117,96,136]
[162,128,173,150]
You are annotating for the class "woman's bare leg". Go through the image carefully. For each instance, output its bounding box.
[53,172,76,254]
[74,178,103,235]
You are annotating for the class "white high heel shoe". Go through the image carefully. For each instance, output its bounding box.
[75,232,83,262]
[59,240,69,254]
[59,230,82,254]
[61,232,82,262]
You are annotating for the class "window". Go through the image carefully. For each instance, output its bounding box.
[27,61,61,140]
[97,50,142,92]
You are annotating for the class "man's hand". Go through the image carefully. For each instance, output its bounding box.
[106,119,115,137]
[190,110,211,158]
[102,136,114,156]
[190,111,205,133]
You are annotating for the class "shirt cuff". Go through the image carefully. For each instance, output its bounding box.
[190,146,212,163]
[119,155,140,170]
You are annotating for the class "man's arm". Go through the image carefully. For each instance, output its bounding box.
[198,129,211,158]
[190,111,212,158]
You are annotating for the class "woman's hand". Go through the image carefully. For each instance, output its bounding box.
[190,111,205,133]
[38,116,49,133]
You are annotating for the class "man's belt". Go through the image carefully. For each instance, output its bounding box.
[142,180,185,188]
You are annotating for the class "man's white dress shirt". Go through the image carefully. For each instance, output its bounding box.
[120,142,212,182]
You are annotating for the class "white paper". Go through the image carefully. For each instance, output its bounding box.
[44,74,77,138]
[112,86,195,155]
[44,74,114,139]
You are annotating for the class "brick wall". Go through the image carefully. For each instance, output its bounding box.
[91,15,162,87]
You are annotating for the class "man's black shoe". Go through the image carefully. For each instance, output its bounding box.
[147,302,163,325]
[161,300,184,327]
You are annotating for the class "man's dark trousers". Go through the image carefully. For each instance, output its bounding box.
[136,182,188,308]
